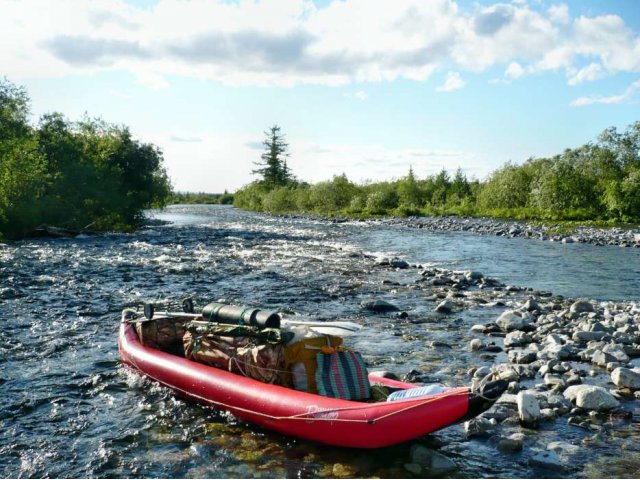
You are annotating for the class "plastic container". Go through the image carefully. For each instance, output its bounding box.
[387,384,448,401]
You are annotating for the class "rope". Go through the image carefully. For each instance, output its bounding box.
[122,351,469,425]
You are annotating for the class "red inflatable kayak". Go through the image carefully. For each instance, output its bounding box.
[119,319,505,448]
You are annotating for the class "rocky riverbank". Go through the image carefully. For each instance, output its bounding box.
[393,216,640,248]
[359,256,640,476]
[283,213,640,248]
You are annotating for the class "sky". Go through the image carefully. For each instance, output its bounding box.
[2,0,639,193]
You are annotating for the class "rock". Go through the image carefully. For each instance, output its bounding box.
[564,385,619,411]
[464,270,484,281]
[464,417,496,437]
[496,310,531,332]
[409,445,457,475]
[504,331,533,348]
[529,450,566,472]
[573,331,607,342]
[469,339,483,351]
[509,350,537,364]
[517,391,541,425]
[547,441,580,458]
[563,385,587,402]
[332,463,357,478]
[360,299,399,312]
[591,350,617,367]
[543,374,567,389]
[603,343,630,363]
[611,367,640,390]
[435,299,457,313]
[494,364,520,382]
[497,433,524,453]
[390,258,410,269]
[524,298,541,312]
[473,366,492,379]
[470,324,486,333]
[570,300,594,314]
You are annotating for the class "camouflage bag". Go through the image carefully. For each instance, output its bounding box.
[136,317,188,355]
[183,322,290,385]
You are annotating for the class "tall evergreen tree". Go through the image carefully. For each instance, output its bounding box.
[252,125,294,188]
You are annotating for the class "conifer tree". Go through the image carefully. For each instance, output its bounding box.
[252,125,294,188]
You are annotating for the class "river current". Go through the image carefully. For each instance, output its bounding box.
[1,205,639,478]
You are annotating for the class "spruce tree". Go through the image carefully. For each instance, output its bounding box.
[252,125,293,188]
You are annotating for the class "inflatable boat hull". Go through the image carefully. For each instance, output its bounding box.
[119,321,484,448]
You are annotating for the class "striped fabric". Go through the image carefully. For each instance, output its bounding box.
[315,351,371,400]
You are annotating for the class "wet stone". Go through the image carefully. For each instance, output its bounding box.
[497,433,524,453]
[409,446,457,475]
[360,299,400,312]
[528,450,566,472]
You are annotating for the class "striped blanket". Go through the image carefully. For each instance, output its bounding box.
[315,350,371,400]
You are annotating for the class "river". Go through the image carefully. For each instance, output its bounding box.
[1,205,638,478]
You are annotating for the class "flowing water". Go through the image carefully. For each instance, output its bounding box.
[1,205,639,478]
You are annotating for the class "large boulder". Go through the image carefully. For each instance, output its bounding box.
[563,385,619,411]
[611,367,640,390]
[496,310,531,332]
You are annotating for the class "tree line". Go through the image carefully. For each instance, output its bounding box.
[0,79,172,240]
[235,122,640,223]
[168,191,234,205]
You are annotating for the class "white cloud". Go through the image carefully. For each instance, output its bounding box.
[548,4,570,25]
[355,91,368,100]
[436,71,466,92]
[567,62,603,85]
[571,79,640,107]
[1,0,639,87]
[505,61,525,79]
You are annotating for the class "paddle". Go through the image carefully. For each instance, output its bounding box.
[142,305,363,337]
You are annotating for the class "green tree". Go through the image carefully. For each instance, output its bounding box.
[0,78,172,239]
[397,166,423,207]
[252,125,294,188]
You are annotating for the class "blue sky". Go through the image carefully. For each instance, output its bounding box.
[2,0,639,192]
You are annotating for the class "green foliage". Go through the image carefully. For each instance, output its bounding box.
[0,78,172,239]
[365,182,399,214]
[308,174,361,212]
[234,120,640,225]
[169,191,234,205]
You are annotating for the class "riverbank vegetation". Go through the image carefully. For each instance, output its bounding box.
[235,122,640,224]
[168,191,234,205]
[0,79,171,240]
